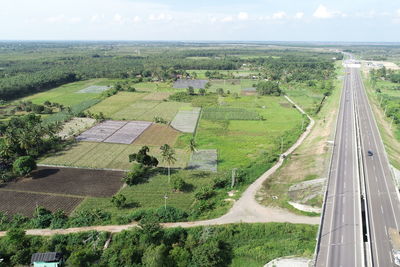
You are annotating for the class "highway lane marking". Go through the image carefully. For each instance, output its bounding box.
[342,214,345,223]
[381,205,384,214]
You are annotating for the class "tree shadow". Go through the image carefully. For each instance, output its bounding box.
[31,168,60,179]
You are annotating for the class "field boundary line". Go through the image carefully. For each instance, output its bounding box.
[37,164,127,172]
[0,188,85,199]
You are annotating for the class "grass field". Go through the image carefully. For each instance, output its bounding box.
[208,79,256,93]
[74,170,213,218]
[182,95,303,170]
[186,69,260,79]
[134,81,174,92]
[88,91,191,122]
[88,92,147,117]
[20,79,116,106]
[40,142,190,170]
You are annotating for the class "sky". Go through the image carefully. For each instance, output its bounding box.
[1,0,400,42]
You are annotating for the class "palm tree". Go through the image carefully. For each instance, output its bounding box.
[189,138,198,153]
[160,144,176,183]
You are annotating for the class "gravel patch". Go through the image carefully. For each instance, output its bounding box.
[187,149,217,172]
[170,108,201,133]
[77,85,111,93]
[173,79,208,89]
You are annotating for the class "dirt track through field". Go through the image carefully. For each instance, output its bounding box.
[0,96,319,237]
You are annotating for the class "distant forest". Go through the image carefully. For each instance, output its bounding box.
[0,41,341,100]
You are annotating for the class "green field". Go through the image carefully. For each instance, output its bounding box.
[20,79,116,106]
[74,169,214,218]
[88,92,191,122]
[208,79,256,93]
[134,81,175,92]
[184,95,304,170]
[40,142,190,170]
[186,69,260,79]
[88,92,147,117]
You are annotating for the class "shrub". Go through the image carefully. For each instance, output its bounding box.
[169,92,193,102]
[123,164,149,186]
[212,176,229,189]
[12,156,36,176]
[30,206,53,228]
[111,193,127,209]
[171,176,186,192]
[194,186,215,200]
[156,206,188,222]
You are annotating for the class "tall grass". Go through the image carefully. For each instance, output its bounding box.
[202,107,261,120]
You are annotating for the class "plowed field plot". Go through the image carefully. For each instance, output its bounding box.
[173,79,208,89]
[133,124,180,146]
[40,143,190,170]
[187,149,218,172]
[76,120,151,144]
[2,167,124,197]
[0,191,82,217]
[171,108,201,133]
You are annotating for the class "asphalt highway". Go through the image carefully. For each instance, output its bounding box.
[316,67,362,267]
[353,68,400,267]
[316,65,400,267]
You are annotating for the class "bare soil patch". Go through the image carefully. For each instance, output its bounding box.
[133,124,180,146]
[3,167,124,197]
[0,191,82,217]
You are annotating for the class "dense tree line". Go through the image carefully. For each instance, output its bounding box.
[0,221,317,267]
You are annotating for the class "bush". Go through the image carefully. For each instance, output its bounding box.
[169,92,193,102]
[194,186,215,200]
[111,193,127,209]
[171,176,186,192]
[256,81,282,96]
[123,164,149,186]
[156,206,188,222]
[12,156,36,176]
[212,176,229,189]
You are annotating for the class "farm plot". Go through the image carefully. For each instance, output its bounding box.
[202,107,261,120]
[112,101,191,122]
[40,143,190,170]
[171,107,201,133]
[4,167,124,197]
[187,149,218,172]
[58,117,96,139]
[0,191,82,217]
[173,79,209,89]
[208,79,255,93]
[20,79,112,106]
[133,124,180,146]
[88,92,146,117]
[76,120,151,144]
[142,92,172,101]
[78,85,111,93]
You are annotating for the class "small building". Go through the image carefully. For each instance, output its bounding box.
[31,252,63,267]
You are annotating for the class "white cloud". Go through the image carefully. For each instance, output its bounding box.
[238,12,249,21]
[313,5,344,19]
[294,12,304,19]
[133,16,141,23]
[149,13,173,21]
[114,13,123,23]
[221,16,233,22]
[397,9,400,16]
[45,15,65,23]
[272,12,286,20]
[69,17,81,23]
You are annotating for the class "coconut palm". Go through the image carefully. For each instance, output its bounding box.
[189,138,198,153]
[160,144,176,183]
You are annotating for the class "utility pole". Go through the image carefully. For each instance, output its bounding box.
[390,117,394,130]
[164,194,168,210]
[280,136,284,155]
[231,168,237,188]
[384,106,387,116]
